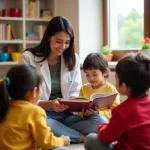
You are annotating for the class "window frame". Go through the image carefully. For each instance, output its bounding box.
[102,0,150,49]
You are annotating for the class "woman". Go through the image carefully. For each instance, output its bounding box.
[19,16,97,143]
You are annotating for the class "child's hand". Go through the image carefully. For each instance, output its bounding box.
[82,107,99,117]
[52,99,69,112]
[60,135,71,146]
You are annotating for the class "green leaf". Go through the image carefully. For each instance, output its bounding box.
[101,45,112,54]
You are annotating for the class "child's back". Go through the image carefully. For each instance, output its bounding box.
[107,95,150,149]
[0,100,64,150]
[0,65,70,150]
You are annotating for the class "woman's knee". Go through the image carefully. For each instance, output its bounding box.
[90,114,108,124]
[99,114,109,123]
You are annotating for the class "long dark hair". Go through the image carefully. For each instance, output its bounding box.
[116,52,150,96]
[0,64,42,122]
[25,16,76,71]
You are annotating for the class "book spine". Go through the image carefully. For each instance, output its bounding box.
[35,0,40,18]
[0,24,2,40]
[7,24,11,40]
[29,0,33,18]
[25,0,29,17]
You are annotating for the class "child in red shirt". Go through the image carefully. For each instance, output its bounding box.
[84,52,150,150]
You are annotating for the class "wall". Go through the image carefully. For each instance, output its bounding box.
[54,0,103,63]
[78,0,103,63]
[54,0,79,55]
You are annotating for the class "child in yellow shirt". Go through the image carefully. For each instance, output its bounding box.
[62,53,120,136]
[80,53,120,120]
[0,64,70,150]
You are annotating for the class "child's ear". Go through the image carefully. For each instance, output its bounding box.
[121,82,130,95]
[103,68,110,78]
[32,87,38,98]
[28,87,37,99]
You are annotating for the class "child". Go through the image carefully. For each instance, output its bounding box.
[79,53,119,131]
[58,53,119,137]
[0,64,70,150]
[84,52,150,150]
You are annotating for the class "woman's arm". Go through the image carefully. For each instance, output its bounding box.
[38,100,69,112]
[69,54,82,97]
[38,101,54,109]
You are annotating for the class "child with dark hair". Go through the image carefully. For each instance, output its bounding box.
[65,53,119,135]
[84,52,150,150]
[0,64,70,150]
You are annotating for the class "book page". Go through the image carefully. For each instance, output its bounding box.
[61,96,89,102]
[91,92,118,107]
[90,92,117,101]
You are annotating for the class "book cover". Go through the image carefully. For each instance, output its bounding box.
[59,92,118,112]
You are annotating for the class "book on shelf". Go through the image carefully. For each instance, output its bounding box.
[0,23,13,40]
[26,0,40,18]
[59,92,118,112]
[33,25,46,40]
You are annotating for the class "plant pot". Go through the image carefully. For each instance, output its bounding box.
[140,49,150,57]
[104,54,113,62]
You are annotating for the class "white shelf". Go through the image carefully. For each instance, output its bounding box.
[26,40,41,44]
[0,0,54,75]
[0,61,18,65]
[108,61,117,69]
[0,40,23,44]
[25,18,51,22]
[0,17,23,21]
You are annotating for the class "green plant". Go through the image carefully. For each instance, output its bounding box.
[140,38,150,49]
[101,45,112,54]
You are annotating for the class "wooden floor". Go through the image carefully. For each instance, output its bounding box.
[68,144,84,150]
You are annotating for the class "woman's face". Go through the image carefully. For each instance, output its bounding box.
[49,31,71,56]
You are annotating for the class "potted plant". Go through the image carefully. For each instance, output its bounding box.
[140,37,150,56]
[101,45,113,62]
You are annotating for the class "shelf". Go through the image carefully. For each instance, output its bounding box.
[108,61,117,69]
[0,17,23,21]
[0,40,23,44]
[25,18,51,22]
[0,0,54,71]
[26,40,41,44]
[0,61,18,65]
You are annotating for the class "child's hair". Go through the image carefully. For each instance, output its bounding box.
[116,52,150,96]
[0,64,42,122]
[83,53,109,78]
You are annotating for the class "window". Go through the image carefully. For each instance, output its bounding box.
[108,0,144,49]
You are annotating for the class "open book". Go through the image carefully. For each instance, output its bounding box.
[59,92,118,112]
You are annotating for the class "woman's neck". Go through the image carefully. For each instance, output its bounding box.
[47,54,60,65]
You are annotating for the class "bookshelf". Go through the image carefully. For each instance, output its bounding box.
[0,0,54,67]
[0,0,81,78]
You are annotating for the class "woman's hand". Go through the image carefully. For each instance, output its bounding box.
[82,106,99,117]
[52,99,69,112]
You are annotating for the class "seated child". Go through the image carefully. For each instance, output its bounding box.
[79,53,119,127]
[84,52,150,150]
[62,53,120,136]
[0,64,70,150]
